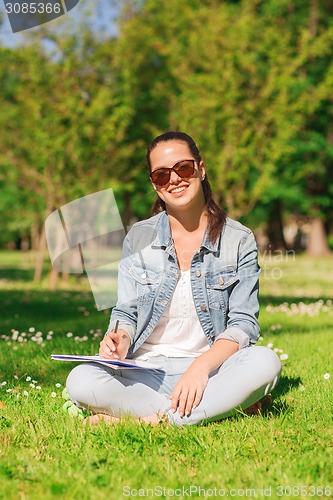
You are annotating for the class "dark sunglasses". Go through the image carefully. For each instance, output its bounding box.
[150,159,196,187]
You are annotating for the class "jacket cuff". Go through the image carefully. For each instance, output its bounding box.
[215,327,250,350]
[105,321,134,342]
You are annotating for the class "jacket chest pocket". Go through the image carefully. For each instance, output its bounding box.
[129,265,161,305]
[205,268,239,311]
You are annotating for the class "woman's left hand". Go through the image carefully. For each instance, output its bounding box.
[170,364,209,417]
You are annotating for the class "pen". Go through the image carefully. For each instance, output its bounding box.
[114,319,119,334]
[110,320,120,358]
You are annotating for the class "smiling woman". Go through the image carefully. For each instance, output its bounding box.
[66,131,282,427]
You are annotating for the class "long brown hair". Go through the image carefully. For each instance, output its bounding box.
[147,131,226,244]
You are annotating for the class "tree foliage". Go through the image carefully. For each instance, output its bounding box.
[0,0,332,255]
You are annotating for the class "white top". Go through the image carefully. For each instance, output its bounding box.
[134,269,210,359]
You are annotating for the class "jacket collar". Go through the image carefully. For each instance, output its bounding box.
[152,211,219,253]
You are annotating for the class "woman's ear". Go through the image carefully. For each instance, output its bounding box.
[199,161,206,181]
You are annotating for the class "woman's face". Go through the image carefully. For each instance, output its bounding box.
[149,141,206,212]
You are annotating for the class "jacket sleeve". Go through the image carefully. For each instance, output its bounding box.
[105,229,138,342]
[215,231,260,347]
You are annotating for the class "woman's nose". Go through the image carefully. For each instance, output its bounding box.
[169,169,181,183]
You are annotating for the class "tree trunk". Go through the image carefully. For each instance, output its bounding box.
[33,225,47,282]
[31,222,40,251]
[122,191,133,230]
[49,268,59,289]
[266,200,287,251]
[307,217,331,256]
[309,0,319,37]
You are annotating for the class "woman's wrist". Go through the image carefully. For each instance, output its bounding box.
[192,339,239,375]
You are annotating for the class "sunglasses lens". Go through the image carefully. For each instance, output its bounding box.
[151,160,195,187]
[174,160,195,178]
[151,169,170,186]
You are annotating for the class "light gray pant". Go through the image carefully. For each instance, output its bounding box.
[66,346,281,426]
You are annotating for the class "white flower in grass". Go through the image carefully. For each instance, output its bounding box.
[51,392,57,398]
[30,383,35,388]
[267,343,274,349]
[55,383,61,388]
[1,381,7,386]
[323,373,330,380]
[300,385,305,391]
[36,386,41,390]
[32,380,37,383]
[46,335,52,340]
[23,391,29,396]
[259,336,264,341]
[29,327,35,333]
[280,353,288,361]
[66,332,73,338]
[6,388,12,393]
[26,376,31,382]
[14,375,19,380]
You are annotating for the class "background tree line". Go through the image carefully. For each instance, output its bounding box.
[0,0,332,271]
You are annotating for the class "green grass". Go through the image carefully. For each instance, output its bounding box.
[0,251,332,499]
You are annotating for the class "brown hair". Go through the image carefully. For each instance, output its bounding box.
[147,131,226,244]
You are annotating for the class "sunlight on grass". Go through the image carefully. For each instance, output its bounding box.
[0,251,332,498]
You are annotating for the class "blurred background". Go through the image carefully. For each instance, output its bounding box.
[0,0,332,287]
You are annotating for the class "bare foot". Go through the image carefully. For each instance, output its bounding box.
[83,412,168,427]
[244,401,262,415]
[244,394,273,416]
[137,413,168,425]
[83,414,120,427]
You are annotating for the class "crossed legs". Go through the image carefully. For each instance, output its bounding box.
[66,346,282,427]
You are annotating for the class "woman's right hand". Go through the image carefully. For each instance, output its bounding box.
[99,328,131,360]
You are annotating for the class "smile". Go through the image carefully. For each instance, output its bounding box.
[169,186,187,194]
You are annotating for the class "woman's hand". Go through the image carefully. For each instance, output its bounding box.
[99,329,131,360]
[170,363,209,417]
[169,339,239,417]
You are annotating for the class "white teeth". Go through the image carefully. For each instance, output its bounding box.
[170,186,186,193]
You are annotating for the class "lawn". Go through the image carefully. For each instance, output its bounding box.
[0,251,332,499]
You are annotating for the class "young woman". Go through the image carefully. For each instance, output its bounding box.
[66,131,281,426]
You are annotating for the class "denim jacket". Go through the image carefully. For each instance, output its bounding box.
[108,211,260,356]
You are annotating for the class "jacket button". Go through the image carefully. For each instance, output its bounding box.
[141,272,147,279]
[200,305,207,311]
[195,271,201,277]
[218,277,224,285]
